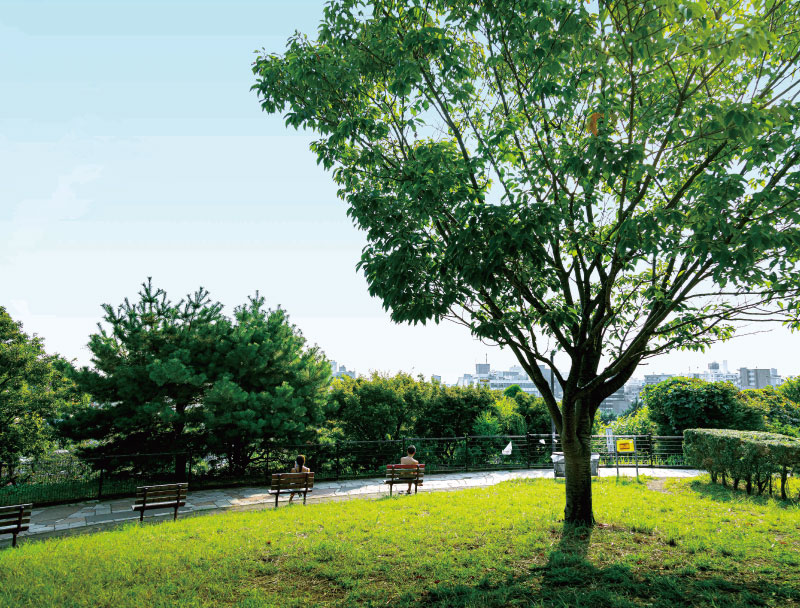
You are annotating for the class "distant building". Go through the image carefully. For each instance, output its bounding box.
[456,362,563,399]
[330,360,355,379]
[738,367,782,389]
[599,388,631,415]
[643,373,674,386]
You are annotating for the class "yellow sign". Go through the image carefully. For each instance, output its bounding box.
[616,439,635,453]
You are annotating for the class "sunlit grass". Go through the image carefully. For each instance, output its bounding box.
[1,476,798,607]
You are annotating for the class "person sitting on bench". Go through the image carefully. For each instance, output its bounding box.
[400,445,419,495]
[289,454,310,503]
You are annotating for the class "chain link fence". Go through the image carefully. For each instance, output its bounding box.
[1,434,686,507]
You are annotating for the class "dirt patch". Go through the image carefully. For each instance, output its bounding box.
[646,479,670,493]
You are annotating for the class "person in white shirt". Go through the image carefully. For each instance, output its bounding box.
[399,445,419,495]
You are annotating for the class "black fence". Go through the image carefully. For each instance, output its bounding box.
[0,434,685,507]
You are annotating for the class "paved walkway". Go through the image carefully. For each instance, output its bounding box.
[8,467,702,546]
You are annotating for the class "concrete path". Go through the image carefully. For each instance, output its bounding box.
[7,467,702,546]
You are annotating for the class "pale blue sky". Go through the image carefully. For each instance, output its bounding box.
[1,0,797,382]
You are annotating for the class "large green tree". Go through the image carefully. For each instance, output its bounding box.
[254,0,800,524]
[0,308,81,480]
[200,296,331,474]
[61,280,225,475]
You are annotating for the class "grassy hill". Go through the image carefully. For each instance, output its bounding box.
[1,477,798,607]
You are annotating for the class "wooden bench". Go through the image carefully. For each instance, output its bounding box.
[385,464,425,496]
[0,503,32,548]
[269,472,314,508]
[132,483,188,522]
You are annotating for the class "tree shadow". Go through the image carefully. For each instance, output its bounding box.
[400,521,800,608]
[687,479,798,509]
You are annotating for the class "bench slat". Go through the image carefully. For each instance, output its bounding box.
[0,516,31,525]
[137,483,187,490]
[133,501,186,511]
[0,504,32,515]
[133,497,187,506]
[134,490,188,499]
[270,480,314,489]
[0,524,30,533]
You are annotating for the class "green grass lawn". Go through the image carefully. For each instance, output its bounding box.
[1,477,798,607]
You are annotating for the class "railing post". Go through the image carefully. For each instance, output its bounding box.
[649,435,654,467]
[97,460,104,500]
[186,452,192,485]
[335,441,341,481]
[525,433,532,469]
[464,435,470,471]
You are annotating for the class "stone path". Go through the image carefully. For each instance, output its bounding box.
[6,467,702,546]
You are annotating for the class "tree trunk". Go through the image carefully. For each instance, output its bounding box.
[563,442,594,526]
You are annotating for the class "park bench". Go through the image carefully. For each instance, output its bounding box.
[385,464,425,496]
[0,503,32,548]
[269,472,314,508]
[132,483,188,522]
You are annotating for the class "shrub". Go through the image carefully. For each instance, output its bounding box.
[684,428,800,499]
[645,377,762,435]
[609,405,658,436]
[740,387,800,437]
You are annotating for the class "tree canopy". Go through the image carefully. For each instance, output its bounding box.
[201,296,330,473]
[0,307,82,476]
[60,281,329,476]
[254,0,800,523]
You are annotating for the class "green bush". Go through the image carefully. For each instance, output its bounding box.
[740,387,800,437]
[609,405,658,435]
[645,377,762,435]
[684,428,800,499]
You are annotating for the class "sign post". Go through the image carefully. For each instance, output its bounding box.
[615,437,638,481]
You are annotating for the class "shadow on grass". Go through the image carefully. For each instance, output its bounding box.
[397,522,799,608]
[687,479,799,509]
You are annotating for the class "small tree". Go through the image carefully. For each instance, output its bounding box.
[200,296,330,474]
[255,0,800,524]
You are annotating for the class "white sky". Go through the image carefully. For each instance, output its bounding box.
[1,0,797,384]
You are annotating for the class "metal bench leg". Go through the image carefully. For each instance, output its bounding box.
[174,505,178,521]
[303,491,307,505]
[275,493,279,509]
[12,533,17,548]
[140,509,144,522]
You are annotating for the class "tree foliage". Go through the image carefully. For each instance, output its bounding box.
[413,382,495,437]
[60,281,329,474]
[326,372,427,440]
[644,377,762,434]
[739,386,800,437]
[254,0,800,523]
[0,307,82,474]
[778,376,800,406]
[200,296,330,473]
[60,280,224,462]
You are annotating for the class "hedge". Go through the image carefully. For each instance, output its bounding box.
[684,428,800,499]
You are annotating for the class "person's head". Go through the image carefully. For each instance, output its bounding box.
[407,445,416,456]
[296,454,306,469]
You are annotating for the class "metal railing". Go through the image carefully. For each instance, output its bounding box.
[1,434,685,507]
